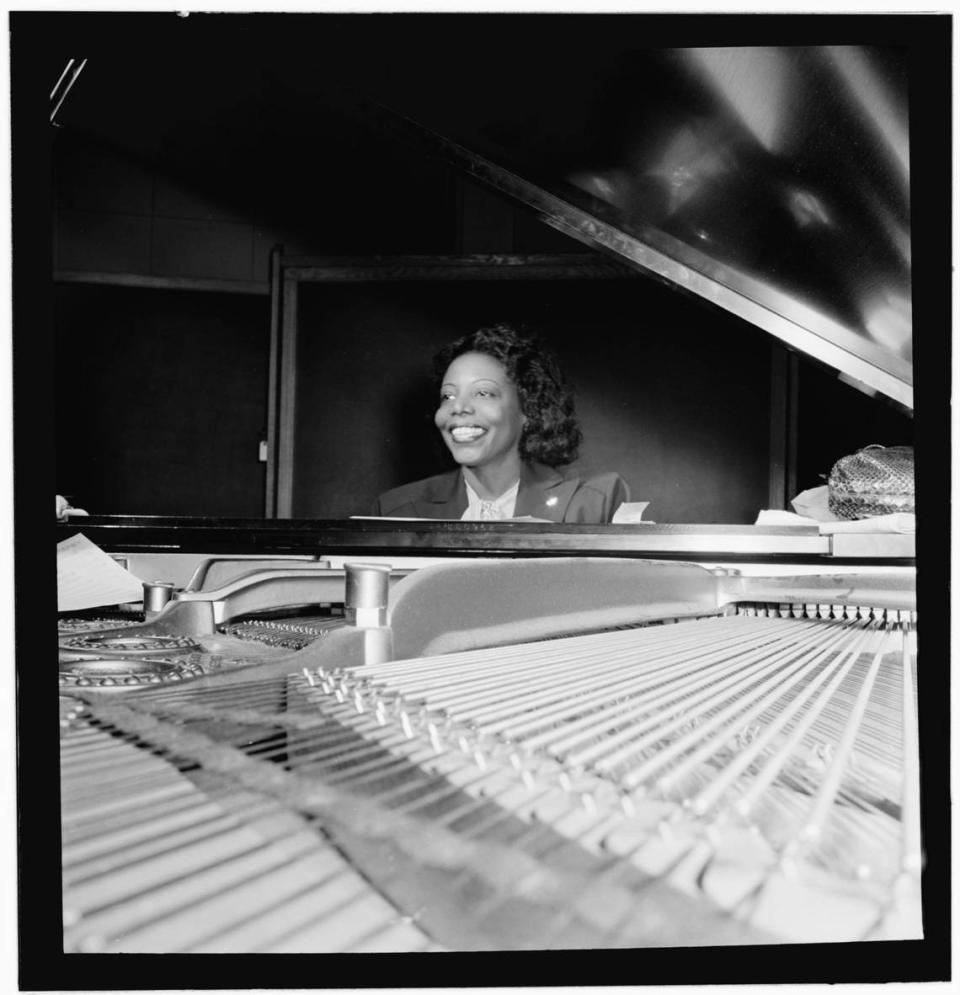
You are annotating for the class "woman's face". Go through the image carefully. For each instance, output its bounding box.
[435,351,526,470]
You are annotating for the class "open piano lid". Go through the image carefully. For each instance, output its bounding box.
[334,40,913,410]
[50,18,918,410]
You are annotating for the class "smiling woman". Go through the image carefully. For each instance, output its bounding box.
[373,324,631,522]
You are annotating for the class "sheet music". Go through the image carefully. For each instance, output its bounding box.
[57,533,145,612]
[611,501,653,524]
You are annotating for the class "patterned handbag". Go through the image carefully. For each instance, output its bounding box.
[827,445,915,520]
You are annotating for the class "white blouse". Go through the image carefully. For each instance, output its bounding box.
[461,477,520,520]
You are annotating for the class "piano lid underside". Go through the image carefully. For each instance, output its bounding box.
[362,42,912,407]
[52,21,916,408]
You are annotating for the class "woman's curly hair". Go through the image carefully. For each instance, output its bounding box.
[433,323,582,467]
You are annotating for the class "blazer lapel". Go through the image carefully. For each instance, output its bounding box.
[413,470,468,519]
[514,462,580,521]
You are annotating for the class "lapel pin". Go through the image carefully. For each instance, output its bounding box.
[546,496,558,508]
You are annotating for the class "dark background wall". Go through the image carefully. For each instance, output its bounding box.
[55,284,271,516]
[795,363,915,497]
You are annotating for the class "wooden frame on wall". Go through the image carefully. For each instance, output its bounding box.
[268,251,799,520]
[271,252,642,518]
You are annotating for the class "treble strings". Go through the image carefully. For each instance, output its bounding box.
[305,614,916,920]
[135,614,915,884]
[69,611,920,946]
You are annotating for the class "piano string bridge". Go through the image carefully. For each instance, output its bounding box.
[734,602,917,624]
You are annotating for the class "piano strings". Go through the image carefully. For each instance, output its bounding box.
[61,606,921,950]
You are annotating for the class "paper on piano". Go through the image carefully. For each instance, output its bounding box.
[755,510,820,527]
[818,513,915,535]
[57,533,145,612]
[611,501,654,524]
[755,509,916,534]
[789,484,840,522]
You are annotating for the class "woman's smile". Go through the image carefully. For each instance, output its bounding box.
[435,351,526,476]
[449,425,487,444]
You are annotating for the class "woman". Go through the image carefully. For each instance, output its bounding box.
[373,323,630,523]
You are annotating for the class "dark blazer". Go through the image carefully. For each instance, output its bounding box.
[373,462,631,524]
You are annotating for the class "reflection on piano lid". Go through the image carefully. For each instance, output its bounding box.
[331,41,916,408]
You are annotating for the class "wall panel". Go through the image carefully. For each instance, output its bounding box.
[55,283,270,516]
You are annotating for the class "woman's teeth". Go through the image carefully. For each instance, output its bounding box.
[451,426,485,442]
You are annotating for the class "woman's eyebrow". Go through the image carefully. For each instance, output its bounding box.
[441,378,501,389]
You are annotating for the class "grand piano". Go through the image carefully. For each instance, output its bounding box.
[25,9,952,987]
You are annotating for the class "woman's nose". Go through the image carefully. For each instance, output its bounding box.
[451,394,474,414]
